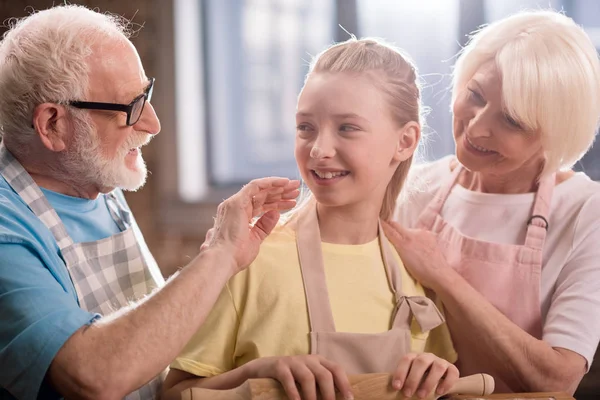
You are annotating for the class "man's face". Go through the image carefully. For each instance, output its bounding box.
[65,38,161,192]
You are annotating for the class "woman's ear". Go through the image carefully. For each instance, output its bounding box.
[32,103,71,152]
[392,121,421,163]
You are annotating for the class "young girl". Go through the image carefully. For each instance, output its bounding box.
[163,37,457,400]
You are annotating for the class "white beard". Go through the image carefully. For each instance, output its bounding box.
[61,111,150,192]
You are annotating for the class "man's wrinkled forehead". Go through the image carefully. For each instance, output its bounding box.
[86,37,148,101]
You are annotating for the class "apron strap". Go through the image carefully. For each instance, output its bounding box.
[381,222,444,333]
[0,143,76,253]
[417,160,463,231]
[296,203,337,332]
[296,204,406,333]
[379,223,405,305]
[106,191,133,231]
[524,173,555,249]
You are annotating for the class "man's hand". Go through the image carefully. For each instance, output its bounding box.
[203,177,300,273]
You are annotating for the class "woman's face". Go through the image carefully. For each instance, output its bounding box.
[294,71,414,211]
[452,62,545,177]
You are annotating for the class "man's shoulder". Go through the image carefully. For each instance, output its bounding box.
[0,175,56,248]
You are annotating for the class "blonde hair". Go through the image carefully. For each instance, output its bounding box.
[453,9,600,176]
[0,5,133,156]
[293,37,424,221]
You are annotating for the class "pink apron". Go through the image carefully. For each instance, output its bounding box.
[415,161,554,392]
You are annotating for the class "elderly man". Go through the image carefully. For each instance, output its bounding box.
[0,5,299,400]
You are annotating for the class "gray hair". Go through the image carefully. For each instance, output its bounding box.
[0,5,132,154]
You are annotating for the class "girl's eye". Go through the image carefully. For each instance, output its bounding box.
[339,124,359,132]
[296,124,315,138]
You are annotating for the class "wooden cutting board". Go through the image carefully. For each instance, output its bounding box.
[450,393,574,400]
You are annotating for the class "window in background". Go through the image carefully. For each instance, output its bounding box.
[176,0,334,202]
[174,0,600,204]
[356,0,460,161]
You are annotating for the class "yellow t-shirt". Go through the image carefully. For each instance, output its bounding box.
[171,223,456,377]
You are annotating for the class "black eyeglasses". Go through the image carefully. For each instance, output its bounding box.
[68,77,155,126]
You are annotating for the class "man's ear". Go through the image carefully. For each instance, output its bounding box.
[32,103,71,152]
[392,121,421,163]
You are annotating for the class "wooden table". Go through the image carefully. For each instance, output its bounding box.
[450,393,574,400]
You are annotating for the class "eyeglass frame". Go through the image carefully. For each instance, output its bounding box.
[67,77,155,126]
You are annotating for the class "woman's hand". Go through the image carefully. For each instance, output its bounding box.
[382,221,457,291]
[242,355,354,400]
[392,353,459,399]
[202,177,300,273]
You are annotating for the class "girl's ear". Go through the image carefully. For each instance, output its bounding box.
[392,121,420,163]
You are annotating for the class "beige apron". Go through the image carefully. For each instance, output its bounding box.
[295,204,445,374]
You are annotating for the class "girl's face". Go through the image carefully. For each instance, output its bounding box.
[295,71,417,213]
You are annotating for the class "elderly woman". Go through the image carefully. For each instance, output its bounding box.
[385,9,600,395]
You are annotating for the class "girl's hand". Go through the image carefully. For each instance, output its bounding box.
[243,355,353,400]
[392,352,459,399]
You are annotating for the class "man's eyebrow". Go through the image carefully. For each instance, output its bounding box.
[124,78,151,102]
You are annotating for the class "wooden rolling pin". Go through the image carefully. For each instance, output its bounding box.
[180,373,494,400]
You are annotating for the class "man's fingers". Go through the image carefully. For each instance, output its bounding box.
[261,200,297,214]
[253,188,300,208]
[251,210,281,241]
[243,178,300,198]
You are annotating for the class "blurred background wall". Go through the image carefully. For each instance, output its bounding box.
[0,1,598,397]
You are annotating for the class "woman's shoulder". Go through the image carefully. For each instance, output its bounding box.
[555,174,600,245]
[411,155,454,181]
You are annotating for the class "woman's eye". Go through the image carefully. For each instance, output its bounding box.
[504,114,522,130]
[467,88,484,103]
